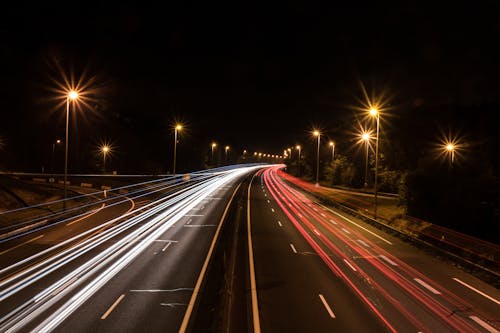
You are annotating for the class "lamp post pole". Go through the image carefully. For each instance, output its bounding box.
[296,145,301,177]
[173,125,182,174]
[313,131,320,186]
[370,109,380,220]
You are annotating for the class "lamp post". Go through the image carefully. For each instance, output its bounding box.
[446,143,455,166]
[287,148,292,159]
[173,124,182,174]
[313,130,320,186]
[211,142,217,164]
[101,145,110,173]
[51,139,61,173]
[63,90,79,210]
[369,108,380,219]
[225,145,230,162]
[329,141,335,162]
[296,145,301,177]
[361,132,371,188]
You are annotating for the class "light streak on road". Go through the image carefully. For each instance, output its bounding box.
[262,165,497,333]
[0,166,260,332]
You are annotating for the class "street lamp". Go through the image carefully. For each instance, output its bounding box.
[329,141,335,162]
[51,139,62,173]
[173,124,182,174]
[211,142,217,164]
[313,130,321,186]
[287,148,292,159]
[445,143,455,165]
[369,107,380,219]
[63,90,79,210]
[225,145,230,162]
[101,145,110,173]
[296,145,301,177]
[361,132,371,188]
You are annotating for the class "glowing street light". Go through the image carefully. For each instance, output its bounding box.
[173,124,182,174]
[313,130,321,186]
[296,145,301,177]
[211,142,217,164]
[369,107,380,219]
[51,139,62,173]
[63,90,80,210]
[329,141,335,162]
[100,145,110,173]
[225,145,230,162]
[445,143,455,165]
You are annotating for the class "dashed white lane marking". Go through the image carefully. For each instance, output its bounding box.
[290,243,298,253]
[154,239,178,243]
[379,255,398,266]
[313,229,321,236]
[267,199,270,203]
[414,278,441,295]
[277,221,283,227]
[101,294,126,319]
[357,239,370,247]
[453,278,500,305]
[321,213,326,217]
[271,208,275,212]
[341,228,350,234]
[343,259,357,271]
[184,214,204,217]
[186,218,192,225]
[329,219,338,225]
[318,294,336,318]
[469,315,499,333]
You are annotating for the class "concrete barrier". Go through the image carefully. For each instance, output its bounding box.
[101,185,111,190]
[32,178,46,182]
[58,180,70,185]
[80,182,93,188]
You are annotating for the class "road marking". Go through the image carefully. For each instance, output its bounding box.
[357,239,370,247]
[186,218,192,225]
[101,294,125,319]
[320,204,392,245]
[277,221,283,227]
[247,174,262,333]
[183,224,216,227]
[342,228,350,234]
[329,219,338,225]
[271,208,275,212]
[318,294,336,318]
[190,206,205,211]
[469,316,499,333]
[66,203,106,226]
[453,278,500,305]
[298,214,303,217]
[51,276,77,296]
[379,255,398,266]
[414,278,441,295]
[321,213,326,217]
[290,243,298,253]
[153,239,178,243]
[130,288,193,292]
[162,242,173,252]
[179,182,244,333]
[267,199,270,203]
[184,214,204,217]
[343,259,357,271]
[313,229,321,236]
[0,234,44,256]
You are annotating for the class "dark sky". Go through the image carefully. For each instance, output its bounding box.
[1,1,499,172]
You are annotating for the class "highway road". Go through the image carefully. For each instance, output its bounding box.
[0,164,498,332]
[248,165,499,333]
[0,166,261,332]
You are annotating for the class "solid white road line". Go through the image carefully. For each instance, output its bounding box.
[179,182,243,333]
[247,174,262,333]
[101,294,125,320]
[320,204,392,245]
[290,243,298,253]
[343,259,357,271]
[0,234,44,256]
[453,278,500,305]
[66,203,106,226]
[469,315,499,333]
[379,255,398,266]
[414,278,441,295]
[318,294,336,318]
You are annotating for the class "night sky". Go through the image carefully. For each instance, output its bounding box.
[1,1,499,173]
